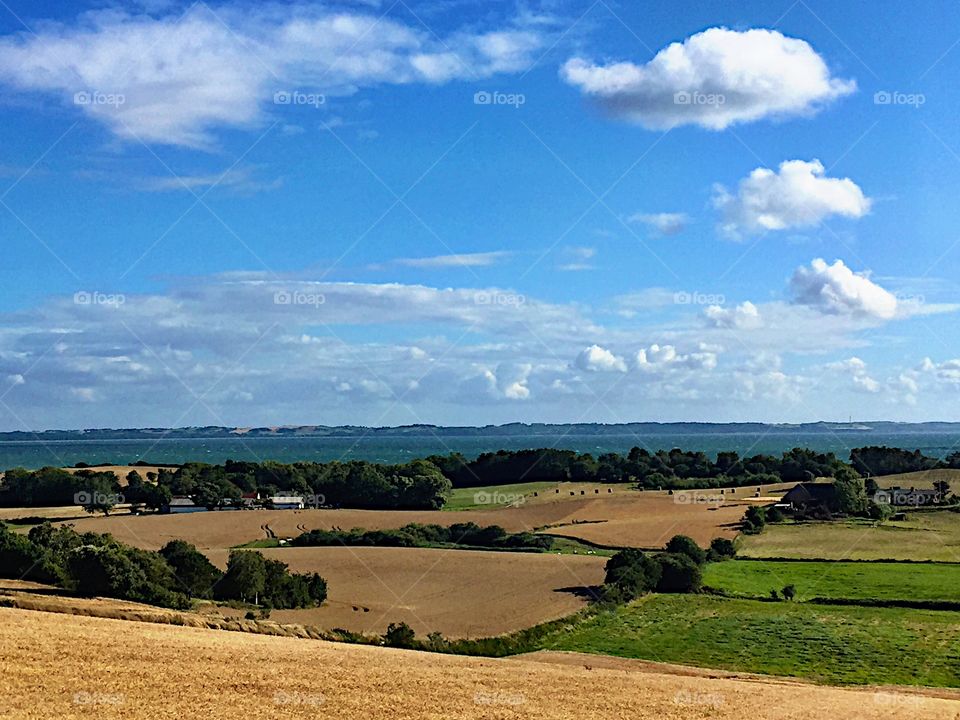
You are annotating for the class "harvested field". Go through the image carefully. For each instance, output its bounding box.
[62,488,772,550]
[2,608,958,720]
[0,505,90,522]
[739,511,960,561]
[874,468,960,489]
[205,546,606,638]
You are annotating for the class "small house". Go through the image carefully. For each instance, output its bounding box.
[269,495,305,510]
[780,483,837,513]
[165,497,204,514]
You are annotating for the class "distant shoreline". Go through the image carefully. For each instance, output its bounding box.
[5,420,960,442]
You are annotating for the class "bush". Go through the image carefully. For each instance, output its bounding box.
[384,622,417,648]
[655,553,702,594]
[160,540,223,598]
[707,537,736,562]
[742,506,766,535]
[0,524,63,584]
[603,549,661,601]
[665,535,706,565]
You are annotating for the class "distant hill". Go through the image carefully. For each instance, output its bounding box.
[3,421,960,442]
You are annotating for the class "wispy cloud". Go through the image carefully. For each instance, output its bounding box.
[0,5,544,147]
[372,251,514,270]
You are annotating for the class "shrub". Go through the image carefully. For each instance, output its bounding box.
[742,506,766,535]
[655,553,702,594]
[159,540,223,599]
[384,622,417,649]
[707,537,736,562]
[665,535,706,565]
[603,549,661,601]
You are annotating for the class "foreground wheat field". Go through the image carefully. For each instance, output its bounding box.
[2,608,958,720]
[204,546,607,637]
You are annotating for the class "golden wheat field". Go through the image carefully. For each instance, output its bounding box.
[2,607,958,720]
[204,546,606,637]
[61,488,767,550]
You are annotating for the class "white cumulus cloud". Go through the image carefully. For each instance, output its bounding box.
[703,301,762,329]
[561,27,854,130]
[713,159,871,238]
[575,345,627,372]
[791,258,898,319]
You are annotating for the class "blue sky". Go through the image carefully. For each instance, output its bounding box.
[1,0,960,430]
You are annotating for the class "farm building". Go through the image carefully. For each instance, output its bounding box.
[268,495,305,510]
[874,487,942,507]
[165,497,204,514]
[239,491,260,507]
[780,483,837,513]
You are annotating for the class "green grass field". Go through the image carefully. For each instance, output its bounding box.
[542,594,960,686]
[442,481,621,510]
[442,482,557,510]
[703,559,960,602]
[739,510,960,561]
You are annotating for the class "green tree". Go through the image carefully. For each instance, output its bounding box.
[707,537,736,561]
[217,550,267,604]
[159,540,223,598]
[742,506,766,534]
[141,483,172,512]
[665,535,707,565]
[603,549,661,601]
[833,467,869,515]
[384,622,417,648]
[67,544,145,598]
[655,554,702,593]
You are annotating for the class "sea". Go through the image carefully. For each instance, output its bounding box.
[3,431,960,470]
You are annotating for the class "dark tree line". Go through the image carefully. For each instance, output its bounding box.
[427,446,849,489]
[292,522,553,552]
[155,458,451,510]
[0,523,326,610]
[849,446,960,476]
